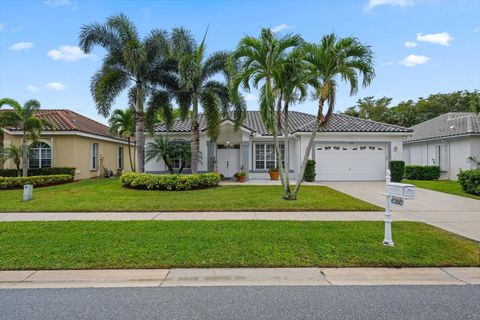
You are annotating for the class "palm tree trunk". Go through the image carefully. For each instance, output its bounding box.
[272,96,287,195]
[190,95,200,174]
[127,138,134,172]
[283,99,293,199]
[21,133,28,177]
[134,86,145,173]
[133,140,136,172]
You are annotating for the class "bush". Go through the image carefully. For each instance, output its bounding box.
[404,165,441,180]
[120,172,222,191]
[458,169,480,196]
[0,174,74,190]
[0,167,76,177]
[389,161,405,182]
[303,160,316,182]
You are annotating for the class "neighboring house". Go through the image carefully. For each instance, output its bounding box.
[0,109,134,179]
[403,112,480,180]
[147,111,412,181]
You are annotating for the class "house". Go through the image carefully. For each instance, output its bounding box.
[147,111,412,181]
[0,109,134,179]
[403,112,480,180]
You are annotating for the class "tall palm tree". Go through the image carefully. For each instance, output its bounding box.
[232,28,303,195]
[1,144,23,176]
[109,108,136,171]
[79,13,178,173]
[292,34,375,198]
[173,27,244,174]
[0,98,53,177]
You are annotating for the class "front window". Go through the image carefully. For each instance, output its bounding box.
[171,141,191,170]
[254,143,284,170]
[117,147,124,169]
[29,141,51,168]
[91,143,98,170]
[171,155,191,170]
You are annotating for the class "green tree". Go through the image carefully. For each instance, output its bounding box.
[1,144,23,176]
[0,98,54,177]
[109,108,136,171]
[293,34,375,198]
[79,13,178,173]
[145,136,191,174]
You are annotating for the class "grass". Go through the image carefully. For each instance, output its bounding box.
[404,179,480,200]
[0,178,381,212]
[0,221,478,270]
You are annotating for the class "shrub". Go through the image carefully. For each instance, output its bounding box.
[389,161,405,182]
[0,167,76,177]
[0,174,74,190]
[120,172,221,191]
[303,160,316,182]
[458,169,480,196]
[404,165,441,180]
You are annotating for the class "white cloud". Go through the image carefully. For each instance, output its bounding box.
[416,32,453,46]
[366,0,414,10]
[45,0,72,6]
[45,82,66,90]
[47,45,95,62]
[26,85,39,92]
[245,93,257,102]
[404,41,417,48]
[9,42,34,51]
[399,54,429,67]
[474,27,480,33]
[380,61,395,66]
[271,24,292,33]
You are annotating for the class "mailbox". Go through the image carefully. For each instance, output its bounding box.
[386,182,415,199]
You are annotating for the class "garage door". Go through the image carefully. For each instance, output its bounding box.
[315,144,387,181]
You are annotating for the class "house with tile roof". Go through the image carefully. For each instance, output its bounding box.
[0,109,135,180]
[403,112,480,180]
[149,111,412,181]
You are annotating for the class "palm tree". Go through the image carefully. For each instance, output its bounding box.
[145,136,191,174]
[79,13,178,173]
[292,34,375,198]
[231,28,303,196]
[1,144,23,176]
[0,98,54,177]
[173,28,243,174]
[109,108,136,171]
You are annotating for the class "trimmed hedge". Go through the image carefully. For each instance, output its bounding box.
[0,167,76,177]
[120,172,221,191]
[458,169,480,196]
[404,165,441,180]
[0,174,74,190]
[303,160,316,182]
[389,161,405,182]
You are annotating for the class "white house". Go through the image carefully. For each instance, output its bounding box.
[146,111,412,181]
[403,112,480,180]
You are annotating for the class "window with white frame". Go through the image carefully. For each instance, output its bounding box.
[91,143,99,170]
[254,143,285,170]
[171,141,191,170]
[117,147,124,169]
[29,141,52,168]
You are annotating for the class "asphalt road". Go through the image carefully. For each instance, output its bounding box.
[1,285,479,320]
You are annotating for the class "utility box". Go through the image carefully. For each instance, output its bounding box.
[386,182,416,200]
[23,184,33,201]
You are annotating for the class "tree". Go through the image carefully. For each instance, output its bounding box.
[1,144,23,176]
[232,28,303,198]
[0,98,53,177]
[109,108,136,171]
[145,136,191,174]
[79,13,178,173]
[292,34,375,198]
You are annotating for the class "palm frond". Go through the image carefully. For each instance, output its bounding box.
[90,65,130,117]
[200,90,221,141]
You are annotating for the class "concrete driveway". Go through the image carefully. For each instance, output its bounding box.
[323,181,480,242]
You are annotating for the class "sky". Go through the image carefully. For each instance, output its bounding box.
[1,0,479,124]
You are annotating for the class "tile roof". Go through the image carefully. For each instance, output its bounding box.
[154,111,412,135]
[1,109,128,141]
[404,112,480,143]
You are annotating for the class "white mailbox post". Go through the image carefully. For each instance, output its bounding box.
[383,170,415,246]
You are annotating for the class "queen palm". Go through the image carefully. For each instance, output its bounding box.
[232,28,303,196]
[1,145,23,176]
[0,98,53,177]
[79,13,177,173]
[109,108,136,171]
[292,34,375,198]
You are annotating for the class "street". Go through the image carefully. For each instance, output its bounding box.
[1,285,479,320]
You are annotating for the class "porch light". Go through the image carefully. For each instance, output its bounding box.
[224,140,233,148]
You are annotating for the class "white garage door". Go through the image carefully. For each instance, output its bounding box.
[315,144,387,181]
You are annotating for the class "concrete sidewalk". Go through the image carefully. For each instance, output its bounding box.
[1,268,478,289]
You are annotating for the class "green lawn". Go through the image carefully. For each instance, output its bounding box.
[404,179,480,200]
[0,221,478,270]
[0,178,381,212]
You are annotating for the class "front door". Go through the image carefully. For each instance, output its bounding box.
[217,145,240,178]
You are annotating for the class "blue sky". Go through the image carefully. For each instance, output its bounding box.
[1,0,479,124]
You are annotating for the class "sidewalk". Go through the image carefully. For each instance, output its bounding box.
[1,268,478,289]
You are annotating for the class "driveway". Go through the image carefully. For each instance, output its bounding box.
[323,181,480,241]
